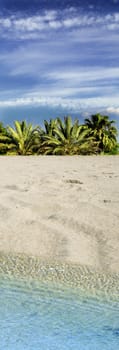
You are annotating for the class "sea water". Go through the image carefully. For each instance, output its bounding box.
[0,277,119,350]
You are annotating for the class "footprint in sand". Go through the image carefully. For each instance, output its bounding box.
[65,179,83,185]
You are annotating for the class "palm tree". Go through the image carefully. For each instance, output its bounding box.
[0,122,10,155]
[84,113,118,153]
[5,120,37,155]
[39,116,96,155]
[34,118,59,154]
[43,119,58,137]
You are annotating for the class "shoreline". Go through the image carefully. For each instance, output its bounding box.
[0,252,119,301]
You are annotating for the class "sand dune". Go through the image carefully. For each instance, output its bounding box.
[0,156,119,274]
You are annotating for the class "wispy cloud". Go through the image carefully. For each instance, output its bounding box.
[0,6,119,123]
[106,107,119,115]
[0,96,83,111]
[0,93,118,113]
[47,67,119,83]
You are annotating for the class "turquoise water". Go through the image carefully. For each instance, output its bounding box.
[0,277,119,350]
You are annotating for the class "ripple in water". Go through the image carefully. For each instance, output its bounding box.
[0,277,119,350]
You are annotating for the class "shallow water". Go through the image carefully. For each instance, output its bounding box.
[0,277,119,350]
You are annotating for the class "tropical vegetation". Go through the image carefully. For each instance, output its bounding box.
[84,114,118,153]
[0,114,118,155]
[6,120,37,155]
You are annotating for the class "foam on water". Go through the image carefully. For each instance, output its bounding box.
[0,276,119,350]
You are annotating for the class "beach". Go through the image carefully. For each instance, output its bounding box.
[0,155,119,350]
[0,155,119,276]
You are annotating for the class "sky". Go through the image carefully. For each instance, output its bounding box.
[0,0,119,127]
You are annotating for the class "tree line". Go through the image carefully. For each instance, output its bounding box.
[0,113,118,155]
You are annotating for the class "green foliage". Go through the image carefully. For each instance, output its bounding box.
[39,116,97,155]
[0,114,118,155]
[84,113,118,153]
[5,120,37,155]
[0,121,11,155]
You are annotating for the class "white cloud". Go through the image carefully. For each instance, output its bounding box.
[26,86,102,98]
[49,20,62,29]
[0,9,119,39]
[0,8,118,115]
[14,16,46,31]
[43,10,57,21]
[0,96,81,110]
[106,107,119,115]
[0,94,119,113]
[63,17,81,28]
[0,18,11,28]
[47,67,119,83]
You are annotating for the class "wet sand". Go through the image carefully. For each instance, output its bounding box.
[0,156,119,276]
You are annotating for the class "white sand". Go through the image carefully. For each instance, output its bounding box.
[0,156,119,274]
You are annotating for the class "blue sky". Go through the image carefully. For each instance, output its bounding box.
[0,0,119,127]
